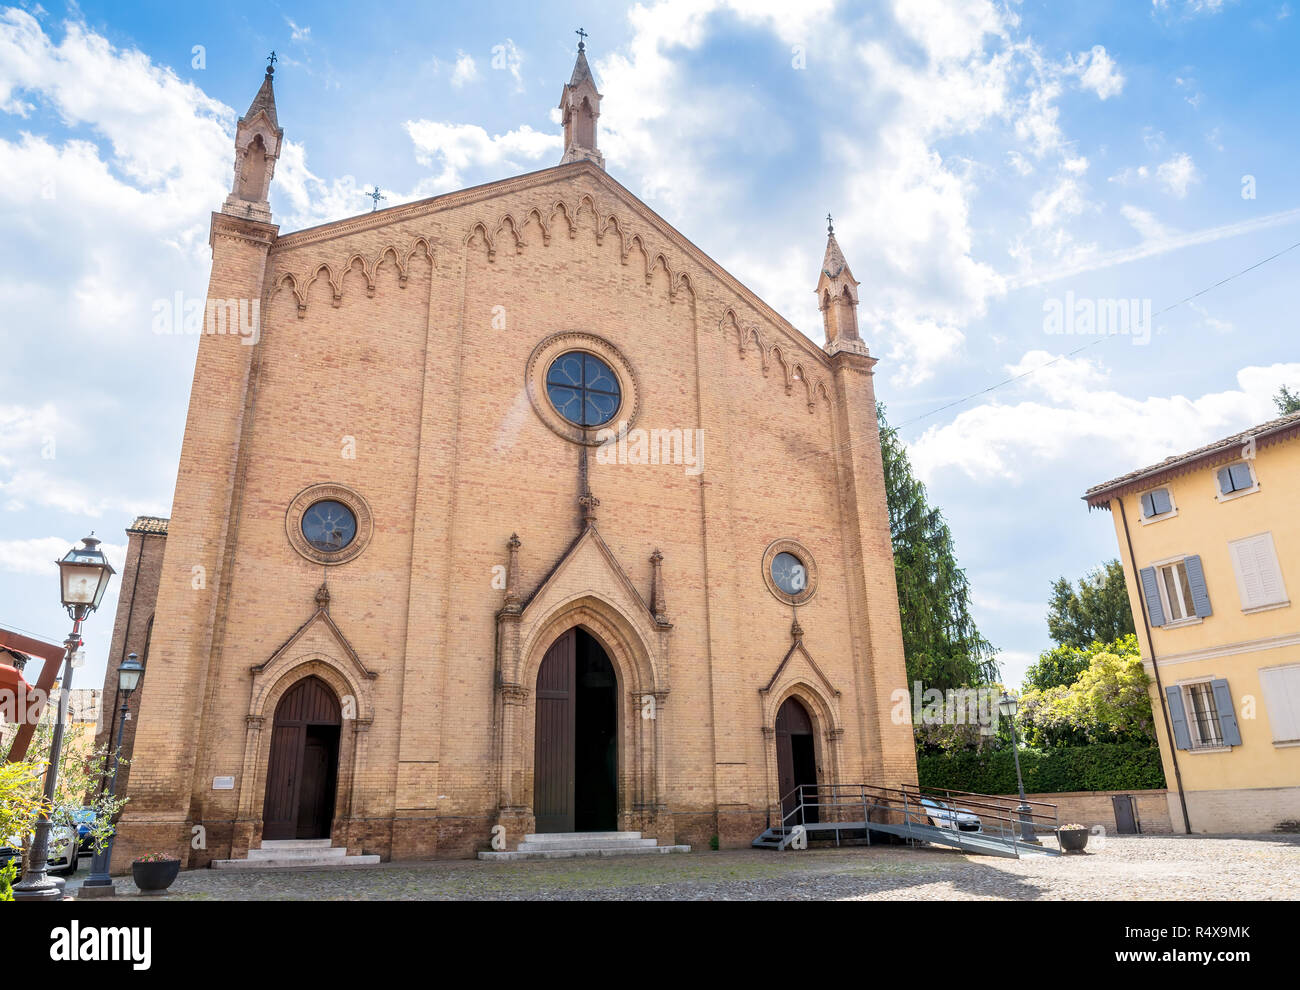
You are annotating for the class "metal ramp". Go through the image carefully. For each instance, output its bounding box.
[752,782,1063,859]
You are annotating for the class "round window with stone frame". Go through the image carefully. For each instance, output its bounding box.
[285,483,373,565]
[526,332,641,447]
[546,351,622,428]
[762,539,818,606]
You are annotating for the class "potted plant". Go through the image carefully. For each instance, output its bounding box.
[132,853,180,893]
[1057,823,1090,853]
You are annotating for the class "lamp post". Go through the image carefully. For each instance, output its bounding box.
[13,535,115,901]
[998,691,1040,845]
[78,652,144,898]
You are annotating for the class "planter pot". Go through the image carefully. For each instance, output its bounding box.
[132,859,180,894]
[1058,828,1090,853]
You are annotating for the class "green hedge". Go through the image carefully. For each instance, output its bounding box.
[916,743,1165,794]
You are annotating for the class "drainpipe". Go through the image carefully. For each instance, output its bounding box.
[1117,496,1192,834]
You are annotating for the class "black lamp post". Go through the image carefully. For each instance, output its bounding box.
[13,535,115,901]
[998,691,1040,845]
[78,652,144,898]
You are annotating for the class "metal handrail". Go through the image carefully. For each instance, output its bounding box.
[769,780,1061,855]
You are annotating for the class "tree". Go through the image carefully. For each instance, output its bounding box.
[1017,635,1155,748]
[1046,559,1135,649]
[1275,386,1300,415]
[1023,642,1095,692]
[879,403,998,690]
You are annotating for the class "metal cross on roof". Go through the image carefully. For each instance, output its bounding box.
[267,51,277,74]
[366,185,386,212]
[576,27,588,51]
[827,213,834,235]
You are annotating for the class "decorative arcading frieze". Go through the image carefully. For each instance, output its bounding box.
[270,235,436,319]
[719,308,831,414]
[463,193,697,309]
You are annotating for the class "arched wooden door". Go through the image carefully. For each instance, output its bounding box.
[534,629,618,833]
[776,697,819,824]
[263,676,341,841]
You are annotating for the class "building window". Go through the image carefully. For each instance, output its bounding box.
[1183,681,1224,749]
[1159,560,1197,623]
[301,500,357,552]
[1228,532,1289,613]
[546,352,621,428]
[761,539,819,606]
[1215,460,1258,500]
[1259,664,1300,746]
[1139,487,1175,523]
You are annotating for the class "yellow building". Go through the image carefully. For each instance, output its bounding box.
[1086,411,1300,833]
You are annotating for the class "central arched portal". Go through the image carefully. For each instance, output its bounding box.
[534,628,618,833]
[262,675,341,841]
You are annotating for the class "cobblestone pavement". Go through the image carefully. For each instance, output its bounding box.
[81,835,1300,901]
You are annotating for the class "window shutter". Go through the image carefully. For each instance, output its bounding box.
[1259,665,1300,745]
[1184,555,1213,617]
[1229,533,1288,610]
[1210,678,1242,746]
[1229,462,1254,490]
[1165,686,1191,750]
[1140,566,1166,626]
[1141,492,1155,517]
[1152,488,1172,515]
[1217,466,1233,494]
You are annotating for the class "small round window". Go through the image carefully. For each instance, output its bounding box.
[546,351,621,427]
[770,551,808,596]
[301,500,357,552]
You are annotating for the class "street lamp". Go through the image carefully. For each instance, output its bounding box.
[998,691,1040,846]
[79,652,144,898]
[13,535,115,901]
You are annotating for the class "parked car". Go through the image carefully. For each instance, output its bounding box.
[71,807,101,853]
[918,797,982,833]
[0,824,80,876]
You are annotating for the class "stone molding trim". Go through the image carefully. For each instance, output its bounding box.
[285,482,374,565]
[525,331,642,446]
[761,538,819,606]
[209,211,278,251]
[463,191,698,309]
[270,235,435,319]
[720,308,831,414]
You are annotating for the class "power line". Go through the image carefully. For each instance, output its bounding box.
[800,236,1300,461]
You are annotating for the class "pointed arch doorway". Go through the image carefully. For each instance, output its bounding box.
[776,696,819,824]
[262,676,341,840]
[534,628,618,833]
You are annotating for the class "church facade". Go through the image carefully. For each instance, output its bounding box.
[107,47,917,867]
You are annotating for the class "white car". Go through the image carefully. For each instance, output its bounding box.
[1,825,80,876]
[918,797,982,833]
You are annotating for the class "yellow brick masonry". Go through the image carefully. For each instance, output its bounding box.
[110,161,917,868]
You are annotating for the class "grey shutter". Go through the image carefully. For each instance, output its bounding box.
[1140,566,1166,626]
[1141,492,1155,517]
[1217,466,1233,494]
[1166,686,1191,750]
[1184,555,1213,617]
[1152,488,1172,514]
[1211,679,1242,746]
[1230,462,1254,490]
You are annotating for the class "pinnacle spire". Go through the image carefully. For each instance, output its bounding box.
[559,33,604,169]
[221,56,285,222]
[816,217,863,351]
[244,52,280,131]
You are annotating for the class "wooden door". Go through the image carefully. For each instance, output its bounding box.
[534,630,576,833]
[776,697,818,824]
[262,677,341,841]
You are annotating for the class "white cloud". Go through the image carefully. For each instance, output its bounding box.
[451,51,478,88]
[403,120,560,194]
[491,39,523,90]
[1067,45,1125,100]
[0,536,124,576]
[1119,203,1173,241]
[285,18,310,42]
[1156,151,1199,197]
[909,355,1300,483]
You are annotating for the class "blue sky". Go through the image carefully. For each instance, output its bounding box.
[1,0,1298,696]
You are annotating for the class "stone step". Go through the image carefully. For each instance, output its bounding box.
[522,831,642,843]
[259,839,335,850]
[516,837,659,852]
[211,853,381,870]
[478,844,690,862]
[247,845,348,861]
